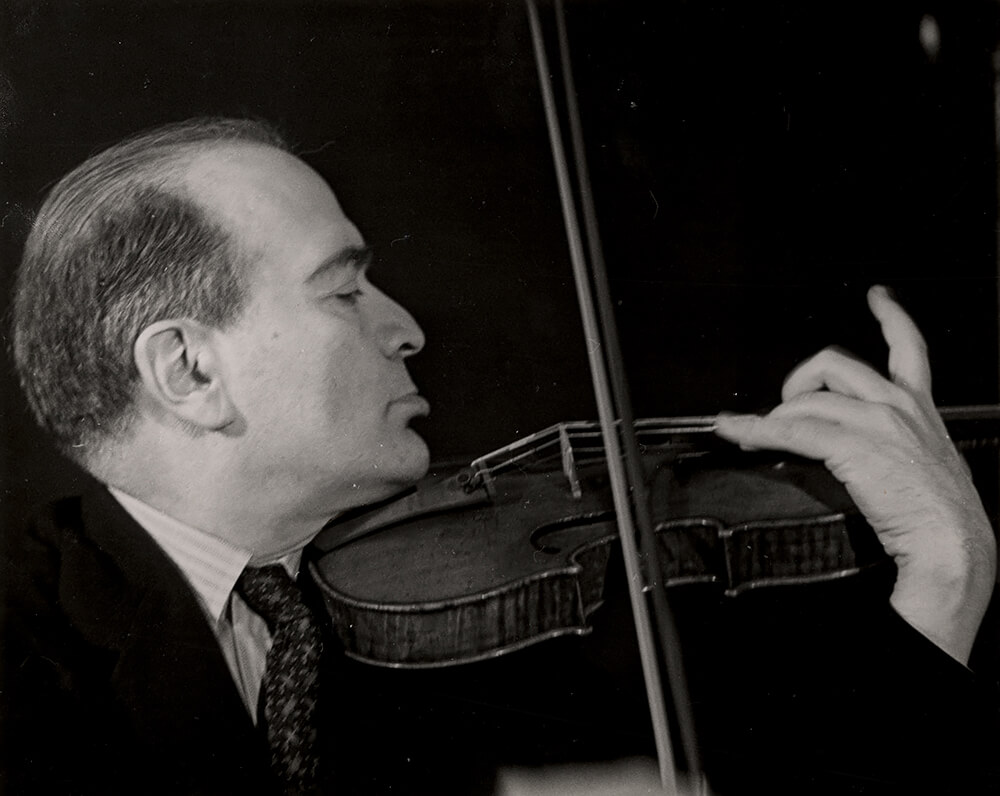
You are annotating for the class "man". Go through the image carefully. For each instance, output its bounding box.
[2,117,997,794]
[3,117,433,794]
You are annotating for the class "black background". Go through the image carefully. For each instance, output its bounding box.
[2,0,998,531]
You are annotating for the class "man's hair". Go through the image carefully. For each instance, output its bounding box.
[12,117,289,461]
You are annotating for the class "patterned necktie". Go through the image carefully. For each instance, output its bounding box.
[237,564,324,794]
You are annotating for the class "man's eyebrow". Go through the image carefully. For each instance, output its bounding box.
[305,244,374,284]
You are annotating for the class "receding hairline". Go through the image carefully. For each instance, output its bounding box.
[155,140,302,270]
[169,141,352,273]
[170,139,313,202]
[149,139,298,207]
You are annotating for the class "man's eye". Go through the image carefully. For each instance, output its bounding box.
[334,288,363,306]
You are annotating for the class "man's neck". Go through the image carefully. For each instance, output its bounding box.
[98,438,328,562]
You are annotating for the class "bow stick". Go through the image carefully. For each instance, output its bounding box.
[524,1,703,791]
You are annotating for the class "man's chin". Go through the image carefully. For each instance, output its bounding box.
[364,437,431,500]
[395,438,432,488]
[400,429,431,476]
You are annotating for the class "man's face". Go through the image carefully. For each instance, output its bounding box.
[186,144,430,527]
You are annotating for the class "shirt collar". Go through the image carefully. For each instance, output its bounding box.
[108,487,302,624]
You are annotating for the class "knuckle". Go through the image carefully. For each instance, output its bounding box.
[815,346,842,366]
[893,389,922,418]
[909,332,929,355]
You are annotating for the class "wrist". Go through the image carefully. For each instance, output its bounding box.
[890,534,996,664]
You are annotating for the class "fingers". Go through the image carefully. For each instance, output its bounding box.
[867,285,932,396]
[718,285,936,463]
[716,392,879,463]
[780,286,931,408]
[715,411,835,459]
[781,347,900,404]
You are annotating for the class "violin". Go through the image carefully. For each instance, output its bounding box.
[308,403,1000,670]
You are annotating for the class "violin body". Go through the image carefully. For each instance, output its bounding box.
[309,418,899,669]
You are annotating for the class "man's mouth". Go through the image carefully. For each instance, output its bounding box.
[390,393,431,418]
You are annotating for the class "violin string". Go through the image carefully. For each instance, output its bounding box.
[476,418,723,482]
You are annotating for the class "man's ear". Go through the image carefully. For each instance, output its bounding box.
[133,319,237,431]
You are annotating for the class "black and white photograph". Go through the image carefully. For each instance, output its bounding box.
[3,1,1000,793]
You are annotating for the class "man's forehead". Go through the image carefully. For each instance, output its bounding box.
[179,142,361,271]
[181,143,335,217]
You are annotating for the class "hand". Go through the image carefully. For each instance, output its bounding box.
[715,286,996,663]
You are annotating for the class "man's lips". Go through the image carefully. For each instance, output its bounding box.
[390,393,431,417]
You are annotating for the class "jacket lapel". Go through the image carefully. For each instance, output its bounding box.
[76,487,273,782]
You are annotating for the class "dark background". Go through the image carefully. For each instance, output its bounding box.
[2,0,998,530]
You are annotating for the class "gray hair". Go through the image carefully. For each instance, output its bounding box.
[12,117,288,462]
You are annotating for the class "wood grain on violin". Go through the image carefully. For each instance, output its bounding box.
[309,405,1000,669]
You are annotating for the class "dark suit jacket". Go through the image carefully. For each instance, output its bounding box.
[4,484,1000,795]
[0,484,646,795]
[1,486,280,794]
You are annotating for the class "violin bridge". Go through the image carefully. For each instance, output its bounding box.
[559,424,583,500]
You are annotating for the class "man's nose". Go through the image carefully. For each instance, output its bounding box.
[374,289,425,359]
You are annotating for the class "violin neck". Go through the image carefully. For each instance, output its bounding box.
[467,405,1000,495]
[939,405,1000,450]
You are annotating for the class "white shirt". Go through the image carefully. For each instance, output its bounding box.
[109,487,302,723]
